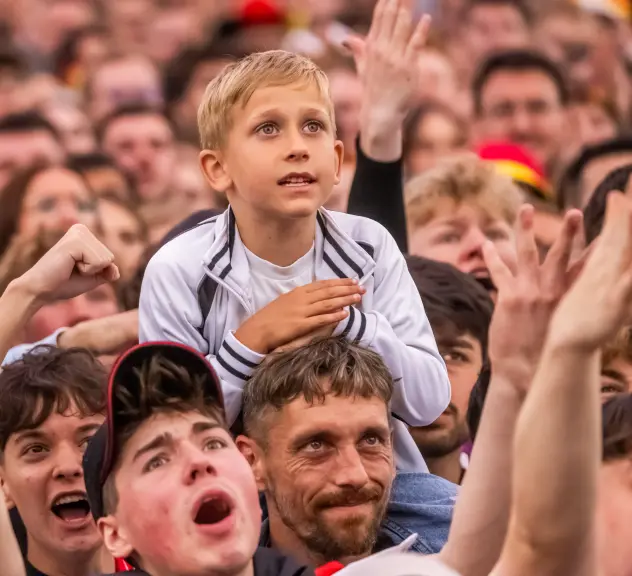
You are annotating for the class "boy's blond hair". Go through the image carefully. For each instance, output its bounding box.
[405,155,523,229]
[197,50,336,150]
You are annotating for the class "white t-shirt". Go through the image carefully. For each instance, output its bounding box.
[244,244,316,312]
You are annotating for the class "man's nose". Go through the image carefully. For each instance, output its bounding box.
[331,446,370,490]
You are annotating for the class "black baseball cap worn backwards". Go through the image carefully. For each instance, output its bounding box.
[83,341,224,522]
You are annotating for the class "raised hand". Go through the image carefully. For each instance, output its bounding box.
[234,279,365,354]
[550,192,632,351]
[483,205,585,388]
[16,224,120,304]
[344,0,431,161]
[346,0,431,119]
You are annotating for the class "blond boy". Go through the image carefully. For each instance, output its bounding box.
[406,155,522,281]
[139,47,449,471]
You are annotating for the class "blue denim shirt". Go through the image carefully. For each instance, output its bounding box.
[260,472,457,556]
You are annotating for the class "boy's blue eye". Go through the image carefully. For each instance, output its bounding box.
[304,121,323,133]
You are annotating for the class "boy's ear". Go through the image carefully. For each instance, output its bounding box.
[333,139,344,186]
[236,435,267,492]
[200,149,233,193]
[98,515,134,560]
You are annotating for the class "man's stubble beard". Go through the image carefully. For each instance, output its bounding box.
[266,479,391,564]
[413,412,470,459]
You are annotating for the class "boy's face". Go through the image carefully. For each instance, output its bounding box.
[99,411,261,576]
[408,197,517,279]
[0,406,104,559]
[204,81,344,222]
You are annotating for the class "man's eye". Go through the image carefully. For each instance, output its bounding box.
[443,350,468,363]
[143,455,167,473]
[436,232,461,244]
[362,435,383,447]
[204,438,227,451]
[257,123,278,135]
[304,440,324,452]
[485,228,509,241]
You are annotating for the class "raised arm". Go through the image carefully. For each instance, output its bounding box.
[440,205,585,576]
[346,0,431,251]
[0,494,24,576]
[494,192,632,576]
[0,225,119,362]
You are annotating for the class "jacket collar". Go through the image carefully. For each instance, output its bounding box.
[202,208,376,307]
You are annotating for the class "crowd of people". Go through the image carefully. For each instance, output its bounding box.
[0,0,632,575]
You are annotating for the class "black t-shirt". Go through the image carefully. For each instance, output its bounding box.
[25,561,48,576]
[108,547,315,576]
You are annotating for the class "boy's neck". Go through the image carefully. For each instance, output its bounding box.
[235,209,317,267]
[27,539,113,576]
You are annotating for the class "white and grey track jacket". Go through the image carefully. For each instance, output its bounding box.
[139,207,450,471]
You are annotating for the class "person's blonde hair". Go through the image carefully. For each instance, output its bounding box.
[405,154,522,229]
[197,50,336,150]
[603,326,632,368]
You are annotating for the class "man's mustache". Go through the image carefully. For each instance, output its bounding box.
[314,485,384,509]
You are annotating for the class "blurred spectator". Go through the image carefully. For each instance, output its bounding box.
[12,0,96,72]
[0,112,65,190]
[67,152,134,203]
[106,0,155,57]
[406,155,521,282]
[566,95,620,159]
[86,54,163,122]
[473,49,570,180]
[559,138,632,209]
[53,25,111,91]
[0,163,99,256]
[322,55,362,158]
[403,102,469,178]
[98,104,176,204]
[164,42,236,144]
[98,195,148,280]
[147,5,205,66]
[451,0,531,79]
[172,144,225,212]
[43,103,96,155]
[416,47,465,114]
[0,49,28,118]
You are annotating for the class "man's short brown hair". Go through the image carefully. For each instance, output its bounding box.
[103,355,226,514]
[197,50,336,150]
[0,346,107,453]
[242,337,394,445]
[405,154,522,230]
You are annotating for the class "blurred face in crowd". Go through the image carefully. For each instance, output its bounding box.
[98,198,147,279]
[89,57,163,122]
[18,167,98,238]
[0,129,64,190]
[172,56,232,143]
[99,411,261,576]
[327,68,363,155]
[0,405,104,567]
[409,197,516,280]
[537,11,599,96]
[405,110,469,177]
[476,69,567,173]
[25,284,119,343]
[568,102,617,152]
[107,0,154,57]
[148,8,203,65]
[0,65,24,118]
[83,165,132,203]
[410,329,482,460]
[577,152,632,208]
[462,3,529,64]
[239,388,395,565]
[171,161,215,213]
[416,50,461,109]
[44,105,96,155]
[597,456,632,576]
[102,112,176,203]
